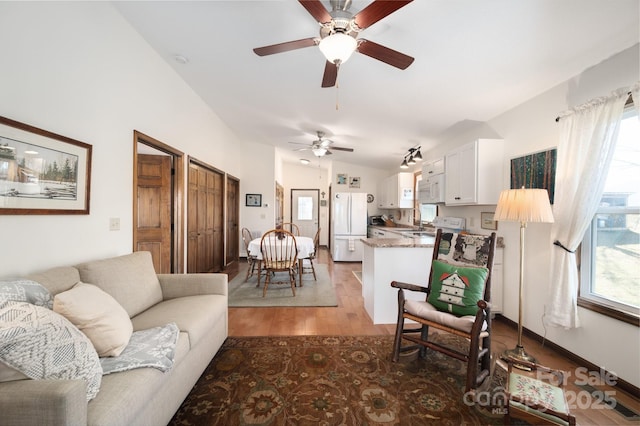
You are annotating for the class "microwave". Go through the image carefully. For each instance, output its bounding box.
[418,173,445,204]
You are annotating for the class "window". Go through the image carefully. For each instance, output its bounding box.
[296,196,313,220]
[579,108,640,324]
[414,172,438,225]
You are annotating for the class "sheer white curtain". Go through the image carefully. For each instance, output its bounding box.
[544,85,633,329]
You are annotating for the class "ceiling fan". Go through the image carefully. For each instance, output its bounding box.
[290,131,354,157]
[253,0,414,87]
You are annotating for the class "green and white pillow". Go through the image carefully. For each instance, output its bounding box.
[427,260,489,316]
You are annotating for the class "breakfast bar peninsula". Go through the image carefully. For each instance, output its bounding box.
[361,235,436,324]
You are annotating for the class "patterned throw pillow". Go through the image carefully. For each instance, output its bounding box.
[0,300,102,400]
[0,279,53,309]
[427,260,489,316]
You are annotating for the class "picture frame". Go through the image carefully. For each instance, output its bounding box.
[245,193,262,207]
[337,173,347,185]
[510,148,557,204]
[481,212,498,230]
[349,176,360,188]
[0,116,92,215]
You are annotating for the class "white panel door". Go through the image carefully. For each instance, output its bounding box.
[291,189,319,238]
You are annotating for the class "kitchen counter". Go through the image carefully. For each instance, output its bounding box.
[361,235,435,324]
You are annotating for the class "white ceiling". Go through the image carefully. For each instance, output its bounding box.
[113,0,639,171]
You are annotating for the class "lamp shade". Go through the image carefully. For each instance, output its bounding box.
[400,158,409,169]
[319,33,357,64]
[494,188,554,223]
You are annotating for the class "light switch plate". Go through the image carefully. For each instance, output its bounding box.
[109,217,120,231]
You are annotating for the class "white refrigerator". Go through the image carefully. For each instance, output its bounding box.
[331,192,368,262]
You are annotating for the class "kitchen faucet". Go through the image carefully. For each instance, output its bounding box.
[413,207,423,230]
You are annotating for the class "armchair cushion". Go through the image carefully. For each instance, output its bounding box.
[426,260,488,316]
[404,300,487,333]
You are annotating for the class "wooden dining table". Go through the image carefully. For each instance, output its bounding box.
[247,234,315,285]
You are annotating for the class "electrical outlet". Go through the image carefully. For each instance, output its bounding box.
[109,217,120,231]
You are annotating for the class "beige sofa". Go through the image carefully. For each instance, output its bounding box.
[0,251,228,426]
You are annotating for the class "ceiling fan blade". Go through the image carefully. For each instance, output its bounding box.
[330,146,354,152]
[298,0,332,24]
[353,0,413,30]
[253,38,317,56]
[289,141,310,146]
[357,39,414,69]
[321,61,338,87]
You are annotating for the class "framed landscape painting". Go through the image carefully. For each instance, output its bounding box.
[510,148,556,204]
[0,116,92,215]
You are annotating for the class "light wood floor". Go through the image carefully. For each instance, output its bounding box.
[227,248,639,425]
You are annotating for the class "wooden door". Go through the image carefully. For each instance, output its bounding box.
[187,161,224,273]
[135,154,172,273]
[291,189,319,238]
[226,175,240,267]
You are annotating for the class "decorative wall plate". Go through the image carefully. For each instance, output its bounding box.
[367,194,374,203]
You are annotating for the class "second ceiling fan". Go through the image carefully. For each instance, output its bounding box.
[253,0,414,87]
[290,131,354,157]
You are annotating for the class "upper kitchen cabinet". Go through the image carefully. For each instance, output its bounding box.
[445,139,504,205]
[378,172,414,209]
[422,157,445,176]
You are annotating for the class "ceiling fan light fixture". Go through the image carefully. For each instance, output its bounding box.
[319,32,357,64]
[312,147,328,157]
[300,158,310,165]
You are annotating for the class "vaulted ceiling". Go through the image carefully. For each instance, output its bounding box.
[114,0,639,171]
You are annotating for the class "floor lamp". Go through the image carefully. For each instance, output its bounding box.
[494,188,554,368]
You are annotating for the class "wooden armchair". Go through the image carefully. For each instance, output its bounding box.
[241,227,260,283]
[391,229,496,392]
[504,359,576,425]
[280,222,300,236]
[260,229,298,297]
[298,227,320,282]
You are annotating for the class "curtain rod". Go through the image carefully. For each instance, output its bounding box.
[555,91,633,122]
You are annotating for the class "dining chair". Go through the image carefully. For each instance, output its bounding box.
[298,227,320,283]
[260,229,298,297]
[280,222,300,236]
[503,359,576,425]
[390,229,497,393]
[241,227,260,283]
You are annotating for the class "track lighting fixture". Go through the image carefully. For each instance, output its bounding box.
[399,146,422,169]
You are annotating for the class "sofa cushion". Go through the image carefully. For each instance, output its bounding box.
[404,300,488,333]
[26,266,81,297]
[0,279,53,309]
[54,282,133,357]
[0,300,102,400]
[132,295,227,349]
[75,252,162,318]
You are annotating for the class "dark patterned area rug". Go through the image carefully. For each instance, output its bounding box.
[170,334,522,425]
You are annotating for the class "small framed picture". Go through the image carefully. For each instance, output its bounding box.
[246,193,262,207]
[337,173,347,185]
[349,176,361,188]
[481,212,498,230]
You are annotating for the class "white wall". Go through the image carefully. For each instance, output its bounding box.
[0,2,245,274]
[428,44,640,388]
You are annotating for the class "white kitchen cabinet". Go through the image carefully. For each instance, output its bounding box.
[445,139,503,205]
[422,157,445,176]
[378,172,414,209]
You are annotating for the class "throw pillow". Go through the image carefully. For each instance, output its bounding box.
[0,300,102,400]
[54,282,133,357]
[427,260,489,316]
[0,279,53,309]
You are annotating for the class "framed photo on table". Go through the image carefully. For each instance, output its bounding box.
[246,193,262,207]
[0,116,92,215]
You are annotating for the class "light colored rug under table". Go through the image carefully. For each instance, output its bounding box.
[228,263,338,307]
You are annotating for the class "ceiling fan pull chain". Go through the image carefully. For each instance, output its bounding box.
[335,69,340,110]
